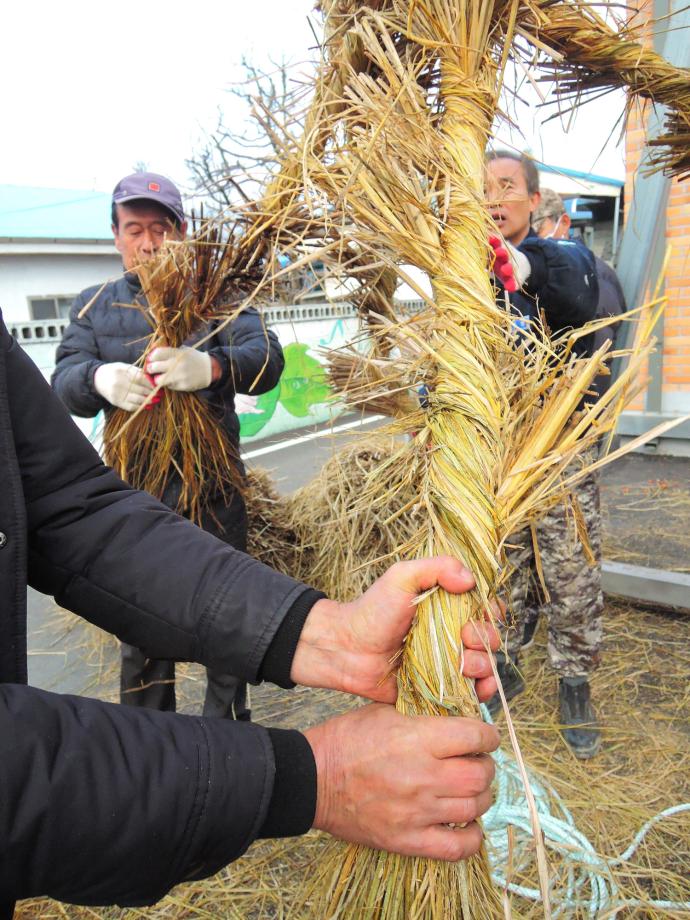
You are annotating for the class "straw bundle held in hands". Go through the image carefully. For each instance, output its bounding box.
[101,219,267,524]
[289,4,536,916]
[243,2,690,917]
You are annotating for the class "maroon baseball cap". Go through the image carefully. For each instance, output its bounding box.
[112,172,185,224]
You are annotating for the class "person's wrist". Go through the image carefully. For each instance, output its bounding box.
[289,598,349,692]
[93,362,115,398]
[303,718,338,833]
[93,363,105,393]
[511,245,532,287]
[210,354,222,384]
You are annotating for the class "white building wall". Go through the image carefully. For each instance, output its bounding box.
[0,251,122,321]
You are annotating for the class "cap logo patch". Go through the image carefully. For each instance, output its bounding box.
[148,182,161,192]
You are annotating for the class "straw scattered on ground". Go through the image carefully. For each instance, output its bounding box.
[601,454,690,575]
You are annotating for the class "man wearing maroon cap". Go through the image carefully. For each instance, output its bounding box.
[52,172,286,721]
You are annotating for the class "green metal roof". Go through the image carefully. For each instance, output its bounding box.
[0,184,112,241]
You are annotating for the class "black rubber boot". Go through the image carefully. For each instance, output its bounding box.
[559,676,601,759]
[521,615,539,650]
[487,653,525,717]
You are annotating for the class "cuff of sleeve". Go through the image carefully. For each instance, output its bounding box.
[258,588,326,689]
[259,728,317,838]
[86,360,109,409]
[208,347,232,390]
[519,243,547,294]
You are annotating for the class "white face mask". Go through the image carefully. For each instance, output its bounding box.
[542,213,565,239]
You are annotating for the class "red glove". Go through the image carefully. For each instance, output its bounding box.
[143,371,162,410]
[489,234,517,293]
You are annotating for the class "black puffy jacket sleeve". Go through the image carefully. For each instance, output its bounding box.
[209,307,284,395]
[0,317,318,907]
[0,684,304,907]
[12,333,307,679]
[51,288,110,417]
[519,236,599,332]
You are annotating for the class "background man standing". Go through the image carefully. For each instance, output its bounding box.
[485,150,603,759]
[52,172,285,721]
[533,187,627,398]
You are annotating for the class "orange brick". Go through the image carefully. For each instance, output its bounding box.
[670,189,690,205]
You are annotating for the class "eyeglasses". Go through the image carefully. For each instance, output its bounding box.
[532,212,561,229]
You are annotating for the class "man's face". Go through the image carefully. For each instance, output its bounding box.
[485,158,540,246]
[112,201,187,271]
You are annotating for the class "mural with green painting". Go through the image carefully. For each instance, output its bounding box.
[238,342,333,438]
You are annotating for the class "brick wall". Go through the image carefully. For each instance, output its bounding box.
[624,2,690,415]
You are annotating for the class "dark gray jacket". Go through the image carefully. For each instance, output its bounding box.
[0,313,318,917]
[591,251,627,398]
[52,274,284,427]
[508,230,599,358]
[51,275,284,528]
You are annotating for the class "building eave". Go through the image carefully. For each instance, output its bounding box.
[0,238,118,256]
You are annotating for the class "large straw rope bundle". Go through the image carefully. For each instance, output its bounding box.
[245,2,690,917]
[80,2,689,914]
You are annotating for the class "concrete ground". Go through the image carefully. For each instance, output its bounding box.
[600,450,690,574]
[27,416,688,698]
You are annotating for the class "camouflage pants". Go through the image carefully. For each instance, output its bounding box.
[503,460,604,678]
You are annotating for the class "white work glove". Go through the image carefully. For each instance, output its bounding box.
[489,235,532,292]
[233,393,262,415]
[93,362,156,412]
[146,346,213,392]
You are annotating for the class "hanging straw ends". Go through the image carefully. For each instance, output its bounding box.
[307,838,504,920]
[516,1,690,178]
[104,391,244,527]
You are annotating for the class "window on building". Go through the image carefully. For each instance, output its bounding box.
[28,296,76,320]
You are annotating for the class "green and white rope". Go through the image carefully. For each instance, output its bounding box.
[480,705,690,916]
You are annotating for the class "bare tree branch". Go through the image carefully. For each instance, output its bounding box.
[187,56,310,216]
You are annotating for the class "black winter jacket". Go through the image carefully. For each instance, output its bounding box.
[501,230,599,358]
[51,275,284,525]
[592,254,626,341]
[0,313,318,917]
[576,241,627,398]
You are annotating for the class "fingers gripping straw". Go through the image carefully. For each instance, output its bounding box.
[144,370,162,410]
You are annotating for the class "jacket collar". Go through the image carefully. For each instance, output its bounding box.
[123,270,143,295]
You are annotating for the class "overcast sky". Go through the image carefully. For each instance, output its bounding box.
[1,0,627,197]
